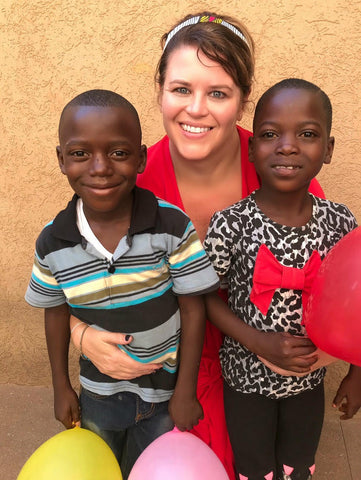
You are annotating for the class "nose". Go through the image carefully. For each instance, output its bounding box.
[277,134,299,155]
[89,152,113,176]
[186,92,208,117]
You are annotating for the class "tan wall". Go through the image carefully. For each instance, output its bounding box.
[1,0,360,386]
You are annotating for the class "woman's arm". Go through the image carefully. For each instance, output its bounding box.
[70,315,162,379]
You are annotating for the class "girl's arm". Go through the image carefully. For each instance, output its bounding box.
[70,316,162,379]
[45,304,80,428]
[205,291,318,373]
[168,295,206,430]
[333,365,361,419]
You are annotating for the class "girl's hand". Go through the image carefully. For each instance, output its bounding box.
[253,331,318,374]
[70,318,162,380]
[333,365,361,419]
[168,392,204,431]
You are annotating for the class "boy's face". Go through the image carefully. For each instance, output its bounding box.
[249,88,334,193]
[57,105,146,217]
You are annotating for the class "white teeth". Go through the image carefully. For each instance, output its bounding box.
[275,165,298,170]
[181,124,211,133]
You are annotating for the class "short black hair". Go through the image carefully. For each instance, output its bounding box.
[59,89,141,138]
[254,78,332,135]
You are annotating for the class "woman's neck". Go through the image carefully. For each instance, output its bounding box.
[170,129,241,188]
[170,129,243,241]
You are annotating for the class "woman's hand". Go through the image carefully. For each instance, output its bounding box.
[70,317,162,380]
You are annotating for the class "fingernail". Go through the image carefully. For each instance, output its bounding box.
[125,335,131,341]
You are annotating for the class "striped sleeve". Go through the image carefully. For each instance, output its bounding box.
[168,219,220,295]
[25,250,67,308]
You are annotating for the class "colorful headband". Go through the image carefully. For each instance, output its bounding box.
[163,15,249,51]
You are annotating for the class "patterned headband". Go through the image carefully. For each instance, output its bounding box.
[163,15,249,51]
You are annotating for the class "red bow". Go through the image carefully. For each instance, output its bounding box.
[250,244,322,315]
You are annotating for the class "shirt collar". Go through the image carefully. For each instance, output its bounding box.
[51,187,158,244]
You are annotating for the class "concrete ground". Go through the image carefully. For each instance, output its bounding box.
[1,370,361,480]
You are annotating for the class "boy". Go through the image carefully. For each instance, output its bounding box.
[25,89,219,478]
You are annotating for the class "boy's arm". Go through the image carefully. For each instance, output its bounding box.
[205,291,318,374]
[168,294,206,431]
[333,364,361,419]
[45,304,80,428]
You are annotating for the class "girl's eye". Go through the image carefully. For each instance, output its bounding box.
[210,91,225,99]
[301,131,316,138]
[261,131,277,139]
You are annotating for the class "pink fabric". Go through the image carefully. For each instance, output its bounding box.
[309,464,316,475]
[250,245,322,315]
[264,473,274,480]
[283,465,294,475]
[137,126,325,480]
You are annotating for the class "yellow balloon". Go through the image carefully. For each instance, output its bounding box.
[17,427,122,480]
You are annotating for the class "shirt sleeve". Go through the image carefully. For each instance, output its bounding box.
[203,211,234,277]
[25,249,67,308]
[168,219,220,295]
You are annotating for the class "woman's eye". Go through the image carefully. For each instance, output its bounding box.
[175,87,190,94]
[210,91,225,99]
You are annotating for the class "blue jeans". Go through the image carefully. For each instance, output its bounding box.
[80,388,174,479]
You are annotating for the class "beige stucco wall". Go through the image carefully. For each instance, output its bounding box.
[1,0,360,387]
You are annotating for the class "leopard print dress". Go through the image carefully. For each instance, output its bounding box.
[204,192,357,399]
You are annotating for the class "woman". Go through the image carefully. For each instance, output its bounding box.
[71,12,324,479]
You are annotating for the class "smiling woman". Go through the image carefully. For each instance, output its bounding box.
[69,13,325,480]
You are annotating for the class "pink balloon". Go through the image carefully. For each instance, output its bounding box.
[128,428,229,480]
[304,227,361,366]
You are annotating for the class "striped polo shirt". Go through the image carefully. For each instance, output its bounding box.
[25,187,219,402]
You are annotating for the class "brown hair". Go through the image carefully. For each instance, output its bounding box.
[155,12,255,98]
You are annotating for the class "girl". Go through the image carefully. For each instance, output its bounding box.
[203,78,361,480]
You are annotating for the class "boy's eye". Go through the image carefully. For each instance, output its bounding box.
[111,150,127,158]
[210,91,225,99]
[70,150,87,157]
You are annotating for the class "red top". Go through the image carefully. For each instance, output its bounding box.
[137,125,325,479]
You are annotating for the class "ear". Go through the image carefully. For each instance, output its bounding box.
[56,146,66,174]
[157,87,163,113]
[248,136,255,163]
[237,90,251,122]
[323,136,335,165]
[137,144,147,174]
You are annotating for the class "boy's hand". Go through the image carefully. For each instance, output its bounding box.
[54,383,80,429]
[333,365,361,419]
[168,392,204,431]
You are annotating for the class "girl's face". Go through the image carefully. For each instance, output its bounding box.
[249,88,334,194]
[159,45,245,164]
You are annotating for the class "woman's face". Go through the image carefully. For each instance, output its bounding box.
[159,45,245,164]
